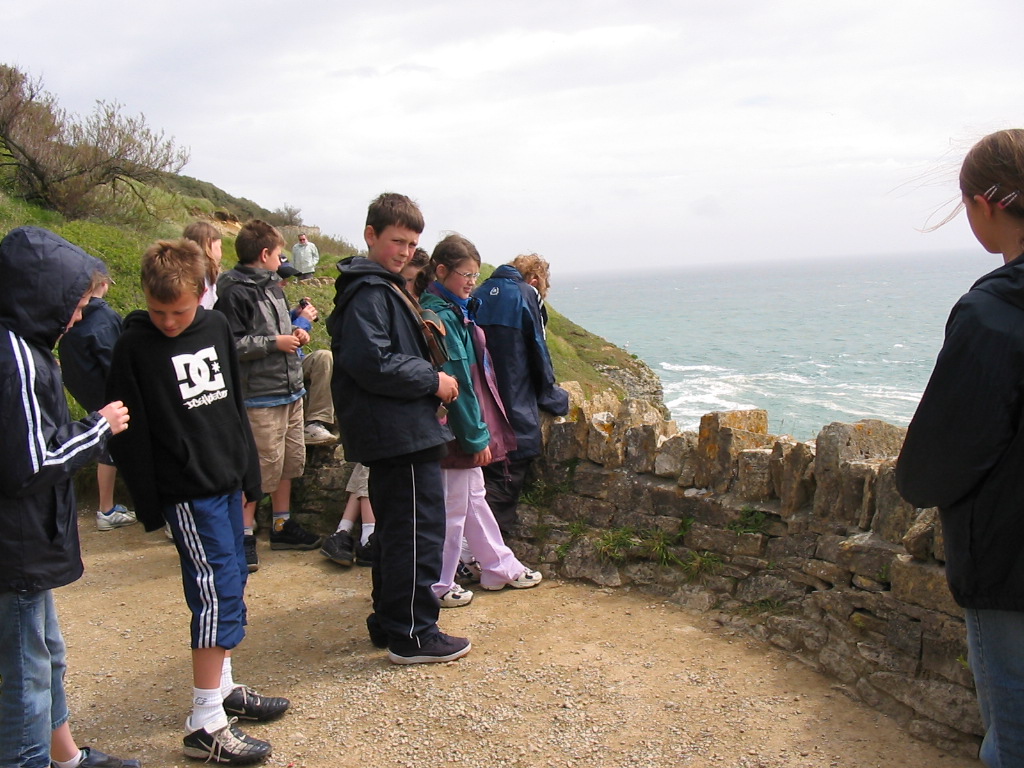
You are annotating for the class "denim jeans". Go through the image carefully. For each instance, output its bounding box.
[966,608,1024,767]
[0,590,69,768]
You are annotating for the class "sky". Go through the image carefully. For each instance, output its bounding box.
[5,1,1023,274]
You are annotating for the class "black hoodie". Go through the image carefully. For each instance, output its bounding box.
[897,253,1024,610]
[0,227,111,593]
[107,307,261,531]
[327,256,452,463]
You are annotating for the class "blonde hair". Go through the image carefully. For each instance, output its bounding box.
[511,253,551,298]
[182,221,222,284]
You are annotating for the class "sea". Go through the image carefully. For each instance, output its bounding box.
[548,250,991,441]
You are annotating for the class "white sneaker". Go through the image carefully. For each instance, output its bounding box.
[483,568,543,591]
[97,505,137,531]
[303,421,337,445]
[439,584,474,608]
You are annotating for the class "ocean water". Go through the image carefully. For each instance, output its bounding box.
[549,251,990,441]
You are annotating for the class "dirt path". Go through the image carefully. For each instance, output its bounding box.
[60,515,977,768]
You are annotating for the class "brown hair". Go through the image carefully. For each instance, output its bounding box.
[182,221,222,284]
[511,252,551,298]
[235,219,285,264]
[366,192,424,236]
[141,239,206,303]
[959,130,1024,220]
[414,234,481,297]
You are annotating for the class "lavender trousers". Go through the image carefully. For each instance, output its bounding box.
[434,467,524,595]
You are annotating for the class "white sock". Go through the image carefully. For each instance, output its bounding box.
[461,537,475,562]
[220,656,236,698]
[188,686,226,733]
[360,523,375,545]
[53,751,84,768]
[336,519,355,534]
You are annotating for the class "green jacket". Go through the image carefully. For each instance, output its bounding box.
[420,291,490,455]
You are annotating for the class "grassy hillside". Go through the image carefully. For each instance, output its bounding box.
[0,187,650,402]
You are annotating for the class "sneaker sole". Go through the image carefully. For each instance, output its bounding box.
[182,745,271,764]
[321,549,354,566]
[270,539,323,551]
[303,437,338,446]
[387,642,472,665]
[97,519,137,531]
[481,578,542,591]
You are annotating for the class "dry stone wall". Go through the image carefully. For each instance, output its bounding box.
[293,386,980,757]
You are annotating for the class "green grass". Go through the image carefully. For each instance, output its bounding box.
[727,506,770,535]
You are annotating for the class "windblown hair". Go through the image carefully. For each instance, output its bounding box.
[366,192,424,236]
[960,129,1024,220]
[235,219,285,264]
[511,252,552,298]
[414,234,481,297]
[182,221,222,284]
[141,239,206,303]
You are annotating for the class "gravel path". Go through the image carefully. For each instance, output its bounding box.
[60,517,977,767]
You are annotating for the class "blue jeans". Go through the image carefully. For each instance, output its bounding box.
[0,590,69,768]
[966,608,1024,767]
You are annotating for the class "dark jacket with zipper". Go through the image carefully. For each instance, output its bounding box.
[472,264,569,460]
[0,227,111,593]
[214,264,304,400]
[328,257,452,464]
[896,253,1024,611]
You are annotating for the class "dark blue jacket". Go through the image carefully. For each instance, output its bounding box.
[0,227,111,593]
[328,257,452,463]
[472,265,568,460]
[58,297,122,412]
[897,253,1024,611]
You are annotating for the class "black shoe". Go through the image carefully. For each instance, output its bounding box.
[243,535,259,573]
[320,530,355,566]
[182,718,271,764]
[223,685,290,721]
[388,631,471,665]
[269,518,323,550]
[366,613,388,649]
[75,747,142,768]
[354,534,376,567]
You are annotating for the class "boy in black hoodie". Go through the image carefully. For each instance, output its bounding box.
[108,239,287,764]
[328,192,468,664]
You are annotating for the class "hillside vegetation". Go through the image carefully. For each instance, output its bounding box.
[0,187,653,401]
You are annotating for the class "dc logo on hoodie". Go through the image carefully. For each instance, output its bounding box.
[172,346,228,409]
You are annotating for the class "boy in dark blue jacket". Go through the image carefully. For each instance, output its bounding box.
[328,192,468,664]
[0,226,135,768]
[472,256,569,537]
[58,274,136,531]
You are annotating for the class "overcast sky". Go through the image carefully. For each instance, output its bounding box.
[6,1,1022,273]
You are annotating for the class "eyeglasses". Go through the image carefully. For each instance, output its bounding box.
[452,269,481,280]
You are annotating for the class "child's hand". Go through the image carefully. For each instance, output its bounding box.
[435,372,459,403]
[294,328,310,346]
[472,446,492,467]
[99,400,130,434]
[275,334,302,353]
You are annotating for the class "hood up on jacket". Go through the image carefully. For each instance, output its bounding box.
[0,226,105,349]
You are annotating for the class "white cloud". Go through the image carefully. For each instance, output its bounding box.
[5,0,1023,272]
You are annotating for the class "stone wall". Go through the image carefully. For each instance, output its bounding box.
[292,386,980,758]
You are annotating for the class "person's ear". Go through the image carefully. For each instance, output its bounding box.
[972,194,997,220]
[364,225,377,248]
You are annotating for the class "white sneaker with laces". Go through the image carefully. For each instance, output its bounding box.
[482,568,543,590]
[96,504,137,531]
[439,584,474,608]
[303,421,337,445]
